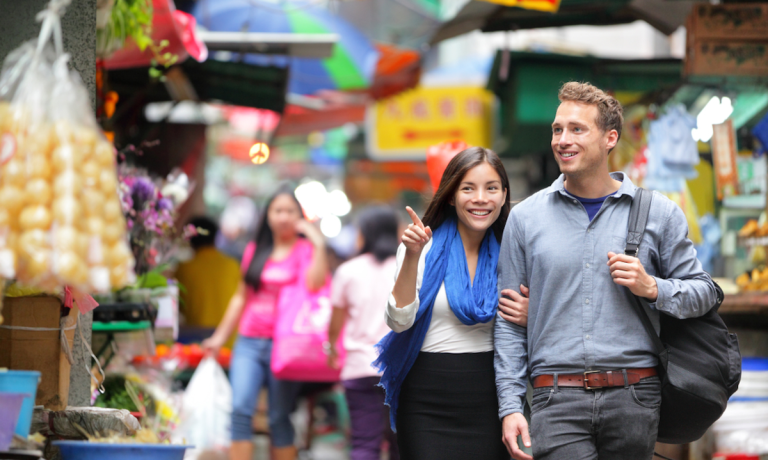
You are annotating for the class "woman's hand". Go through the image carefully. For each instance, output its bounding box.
[201,334,226,357]
[327,345,340,369]
[296,219,325,247]
[402,207,432,256]
[499,285,529,327]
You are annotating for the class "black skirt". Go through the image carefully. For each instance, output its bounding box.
[397,351,509,460]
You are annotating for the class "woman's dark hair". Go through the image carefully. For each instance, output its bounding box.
[188,216,218,250]
[244,184,303,290]
[422,147,511,242]
[357,206,399,262]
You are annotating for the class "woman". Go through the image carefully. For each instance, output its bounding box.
[202,185,329,460]
[327,206,401,460]
[375,147,525,460]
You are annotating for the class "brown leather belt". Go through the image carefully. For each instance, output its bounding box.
[533,368,658,390]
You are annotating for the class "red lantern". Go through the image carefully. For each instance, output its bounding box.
[426,140,470,191]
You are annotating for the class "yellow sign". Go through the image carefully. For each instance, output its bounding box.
[477,0,560,12]
[366,86,496,160]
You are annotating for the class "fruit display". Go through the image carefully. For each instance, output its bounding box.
[738,219,768,239]
[0,29,134,293]
[735,267,768,292]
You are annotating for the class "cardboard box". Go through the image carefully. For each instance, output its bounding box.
[0,296,76,410]
[689,4,768,41]
[685,40,768,77]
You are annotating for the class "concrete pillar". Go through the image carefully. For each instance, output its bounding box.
[0,0,97,407]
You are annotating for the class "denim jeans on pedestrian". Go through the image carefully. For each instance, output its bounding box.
[530,376,661,460]
[342,377,399,460]
[230,336,302,447]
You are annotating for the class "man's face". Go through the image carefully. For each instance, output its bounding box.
[551,101,618,180]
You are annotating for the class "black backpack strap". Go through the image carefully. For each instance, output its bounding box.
[626,188,666,355]
[626,187,653,257]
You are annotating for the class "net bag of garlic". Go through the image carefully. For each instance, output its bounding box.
[0,0,134,293]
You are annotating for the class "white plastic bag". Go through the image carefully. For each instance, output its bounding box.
[174,357,232,455]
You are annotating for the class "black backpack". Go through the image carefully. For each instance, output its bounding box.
[626,188,742,444]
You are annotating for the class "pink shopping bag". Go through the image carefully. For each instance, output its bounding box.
[271,278,345,382]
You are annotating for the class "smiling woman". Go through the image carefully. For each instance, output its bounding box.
[374,147,523,460]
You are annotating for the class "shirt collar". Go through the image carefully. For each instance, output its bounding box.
[546,172,638,199]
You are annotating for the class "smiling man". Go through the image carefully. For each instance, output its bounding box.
[493,82,718,460]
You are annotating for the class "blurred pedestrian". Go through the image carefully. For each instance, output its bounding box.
[327,206,401,460]
[175,216,241,345]
[375,147,528,460]
[202,184,329,460]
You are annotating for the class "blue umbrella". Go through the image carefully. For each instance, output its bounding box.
[194,0,379,95]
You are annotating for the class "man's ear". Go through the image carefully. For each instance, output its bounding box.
[605,129,619,152]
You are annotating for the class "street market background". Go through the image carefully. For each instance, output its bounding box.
[0,0,767,459]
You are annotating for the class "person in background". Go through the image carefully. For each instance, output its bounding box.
[217,196,258,261]
[327,206,401,460]
[175,216,241,342]
[202,184,329,460]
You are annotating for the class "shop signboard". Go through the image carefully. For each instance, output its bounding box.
[476,0,560,13]
[366,86,495,160]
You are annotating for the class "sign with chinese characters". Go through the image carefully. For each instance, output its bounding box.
[366,86,496,160]
[712,119,739,200]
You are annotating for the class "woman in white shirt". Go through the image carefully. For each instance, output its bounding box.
[374,147,527,460]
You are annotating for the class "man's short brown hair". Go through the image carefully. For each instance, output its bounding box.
[558,82,623,141]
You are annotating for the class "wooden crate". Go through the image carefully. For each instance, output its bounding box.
[0,296,77,410]
[684,40,768,77]
[688,3,768,41]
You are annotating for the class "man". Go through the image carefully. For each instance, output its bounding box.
[175,216,241,344]
[494,82,718,460]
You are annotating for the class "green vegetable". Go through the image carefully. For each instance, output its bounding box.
[97,0,178,72]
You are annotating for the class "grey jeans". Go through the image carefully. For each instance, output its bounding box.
[530,376,661,460]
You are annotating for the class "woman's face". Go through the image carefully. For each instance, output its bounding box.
[267,194,302,239]
[452,162,507,236]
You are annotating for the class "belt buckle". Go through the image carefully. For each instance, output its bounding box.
[583,370,601,390]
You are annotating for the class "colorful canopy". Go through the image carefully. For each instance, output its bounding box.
[194,0,379,95]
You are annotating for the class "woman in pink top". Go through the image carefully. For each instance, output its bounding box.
[327,206,400,460]
[203,185,329,460]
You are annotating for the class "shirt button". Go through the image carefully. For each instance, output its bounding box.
[573,200,578,204]
[587,228,591,233]
[586,335,591,340]
[585,298,590,304]
[585,263,590,268]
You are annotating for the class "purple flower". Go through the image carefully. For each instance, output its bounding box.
[157,198,174,212]
[131,177,156,207]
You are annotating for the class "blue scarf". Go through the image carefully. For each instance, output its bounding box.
[373,217,500,431]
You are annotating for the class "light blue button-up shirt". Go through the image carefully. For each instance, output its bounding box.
[494,172,718,418]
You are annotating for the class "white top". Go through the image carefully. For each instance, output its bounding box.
[331,254,397,380]
[385,241,494,353]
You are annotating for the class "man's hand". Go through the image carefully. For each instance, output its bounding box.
[502,413,533,460]
[607,252,658,301]
[499,285,530,327]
